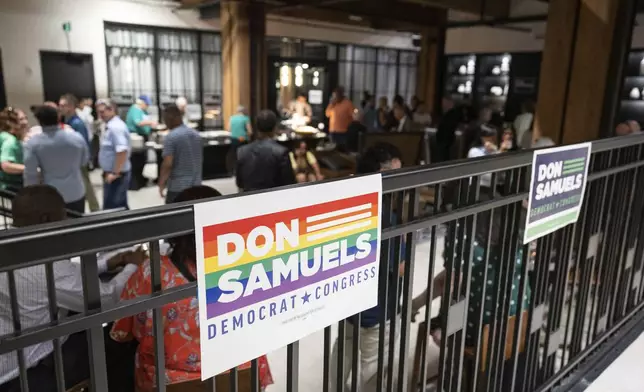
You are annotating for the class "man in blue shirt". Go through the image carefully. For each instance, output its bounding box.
[96,99,132,210]
[24,105,89,214]
[59,94,99,212]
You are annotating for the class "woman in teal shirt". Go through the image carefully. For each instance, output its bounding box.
[0,107,27,192]
[228,106,252,145]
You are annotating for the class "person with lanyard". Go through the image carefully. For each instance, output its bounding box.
[96,99,132,210]
[126,95,157,141]
[0,107,27,193]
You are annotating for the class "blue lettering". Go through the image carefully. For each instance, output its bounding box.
[259,305,267,320]
[349,274,355,287]
[357,270,363,284]
[208,324,217,339]
[221,319,229,335]
[342,277,347,289]
[316,286,322,299]
[232,314,243,329]
[270,302,277,317]
[291,295,297,308]
[370,265,376,278]
[280,298,288,313]
[324,283,330,296]
[333,281,339,292]
[363,269,369,281]
[248,309,256,325]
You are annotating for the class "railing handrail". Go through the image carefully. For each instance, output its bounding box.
[1,133,643,272]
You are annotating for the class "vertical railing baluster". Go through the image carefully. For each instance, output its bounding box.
[149,241,166,392]
[323,326,331,392]
[376,194,393,392]
[350,314,361,392]
[336,319,346,391]
[81,253,109,392]
[397,188,419,392]
[250,359,259,392]
[419,184,442,392]
[8,270,29,392]
[45,262,66,392]
[287,342,299,392]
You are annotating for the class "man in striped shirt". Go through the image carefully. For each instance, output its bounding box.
[158,104,203,204]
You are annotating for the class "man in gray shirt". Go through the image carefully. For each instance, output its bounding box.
[23,106,89,213]
[158,104,203,203]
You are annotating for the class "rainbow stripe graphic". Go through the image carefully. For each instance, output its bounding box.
[202,192,380,319]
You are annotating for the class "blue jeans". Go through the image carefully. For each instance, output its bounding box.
[103,172,130,210]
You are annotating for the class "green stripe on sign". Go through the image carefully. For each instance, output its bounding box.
[204,228,378,288]
[562,161,586,170]
[562,168,585,175]
[526,210,578,240]
[563,157,586,164]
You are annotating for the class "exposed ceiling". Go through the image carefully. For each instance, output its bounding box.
[180,0,517,33]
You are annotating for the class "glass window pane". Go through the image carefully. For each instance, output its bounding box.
[105,26,154,48]
[340,45,353,61]
[352,62,366,106]
[105,26,156,105]
[364,63,376,98]
[354,47,366,62]
[366,48,377,62]
[202,53,223,128]
[378,48,397,64]
[202,33,221,52]
[327,44,337,60]
[339,61,352,93]
[158,31,198,51]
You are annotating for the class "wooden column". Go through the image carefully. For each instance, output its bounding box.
[221,0,266,129]
[535,0,635,145]
[416,28,440,115]
[416,12,446,117]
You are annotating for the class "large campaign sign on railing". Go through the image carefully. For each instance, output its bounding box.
[194,175,382,379]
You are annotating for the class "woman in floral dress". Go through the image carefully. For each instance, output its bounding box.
[111,186,273,392]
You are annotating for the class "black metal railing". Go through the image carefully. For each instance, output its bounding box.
[1,134,644,392]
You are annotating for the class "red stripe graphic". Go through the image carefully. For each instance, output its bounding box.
[202,192,378,258]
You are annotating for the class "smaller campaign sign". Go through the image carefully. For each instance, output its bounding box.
[524,143,592,244]
[194,175,382,380]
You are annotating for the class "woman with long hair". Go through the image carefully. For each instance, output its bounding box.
[0,107,28,192]
[111,186,274,392]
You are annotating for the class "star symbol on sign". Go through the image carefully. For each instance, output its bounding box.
[302,292,311,304]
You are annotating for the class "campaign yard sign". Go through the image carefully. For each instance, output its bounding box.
[194,175,382,379]
[524,143,592,244]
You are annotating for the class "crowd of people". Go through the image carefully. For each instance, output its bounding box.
[1,85,642,392]
[0,94,207,213]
